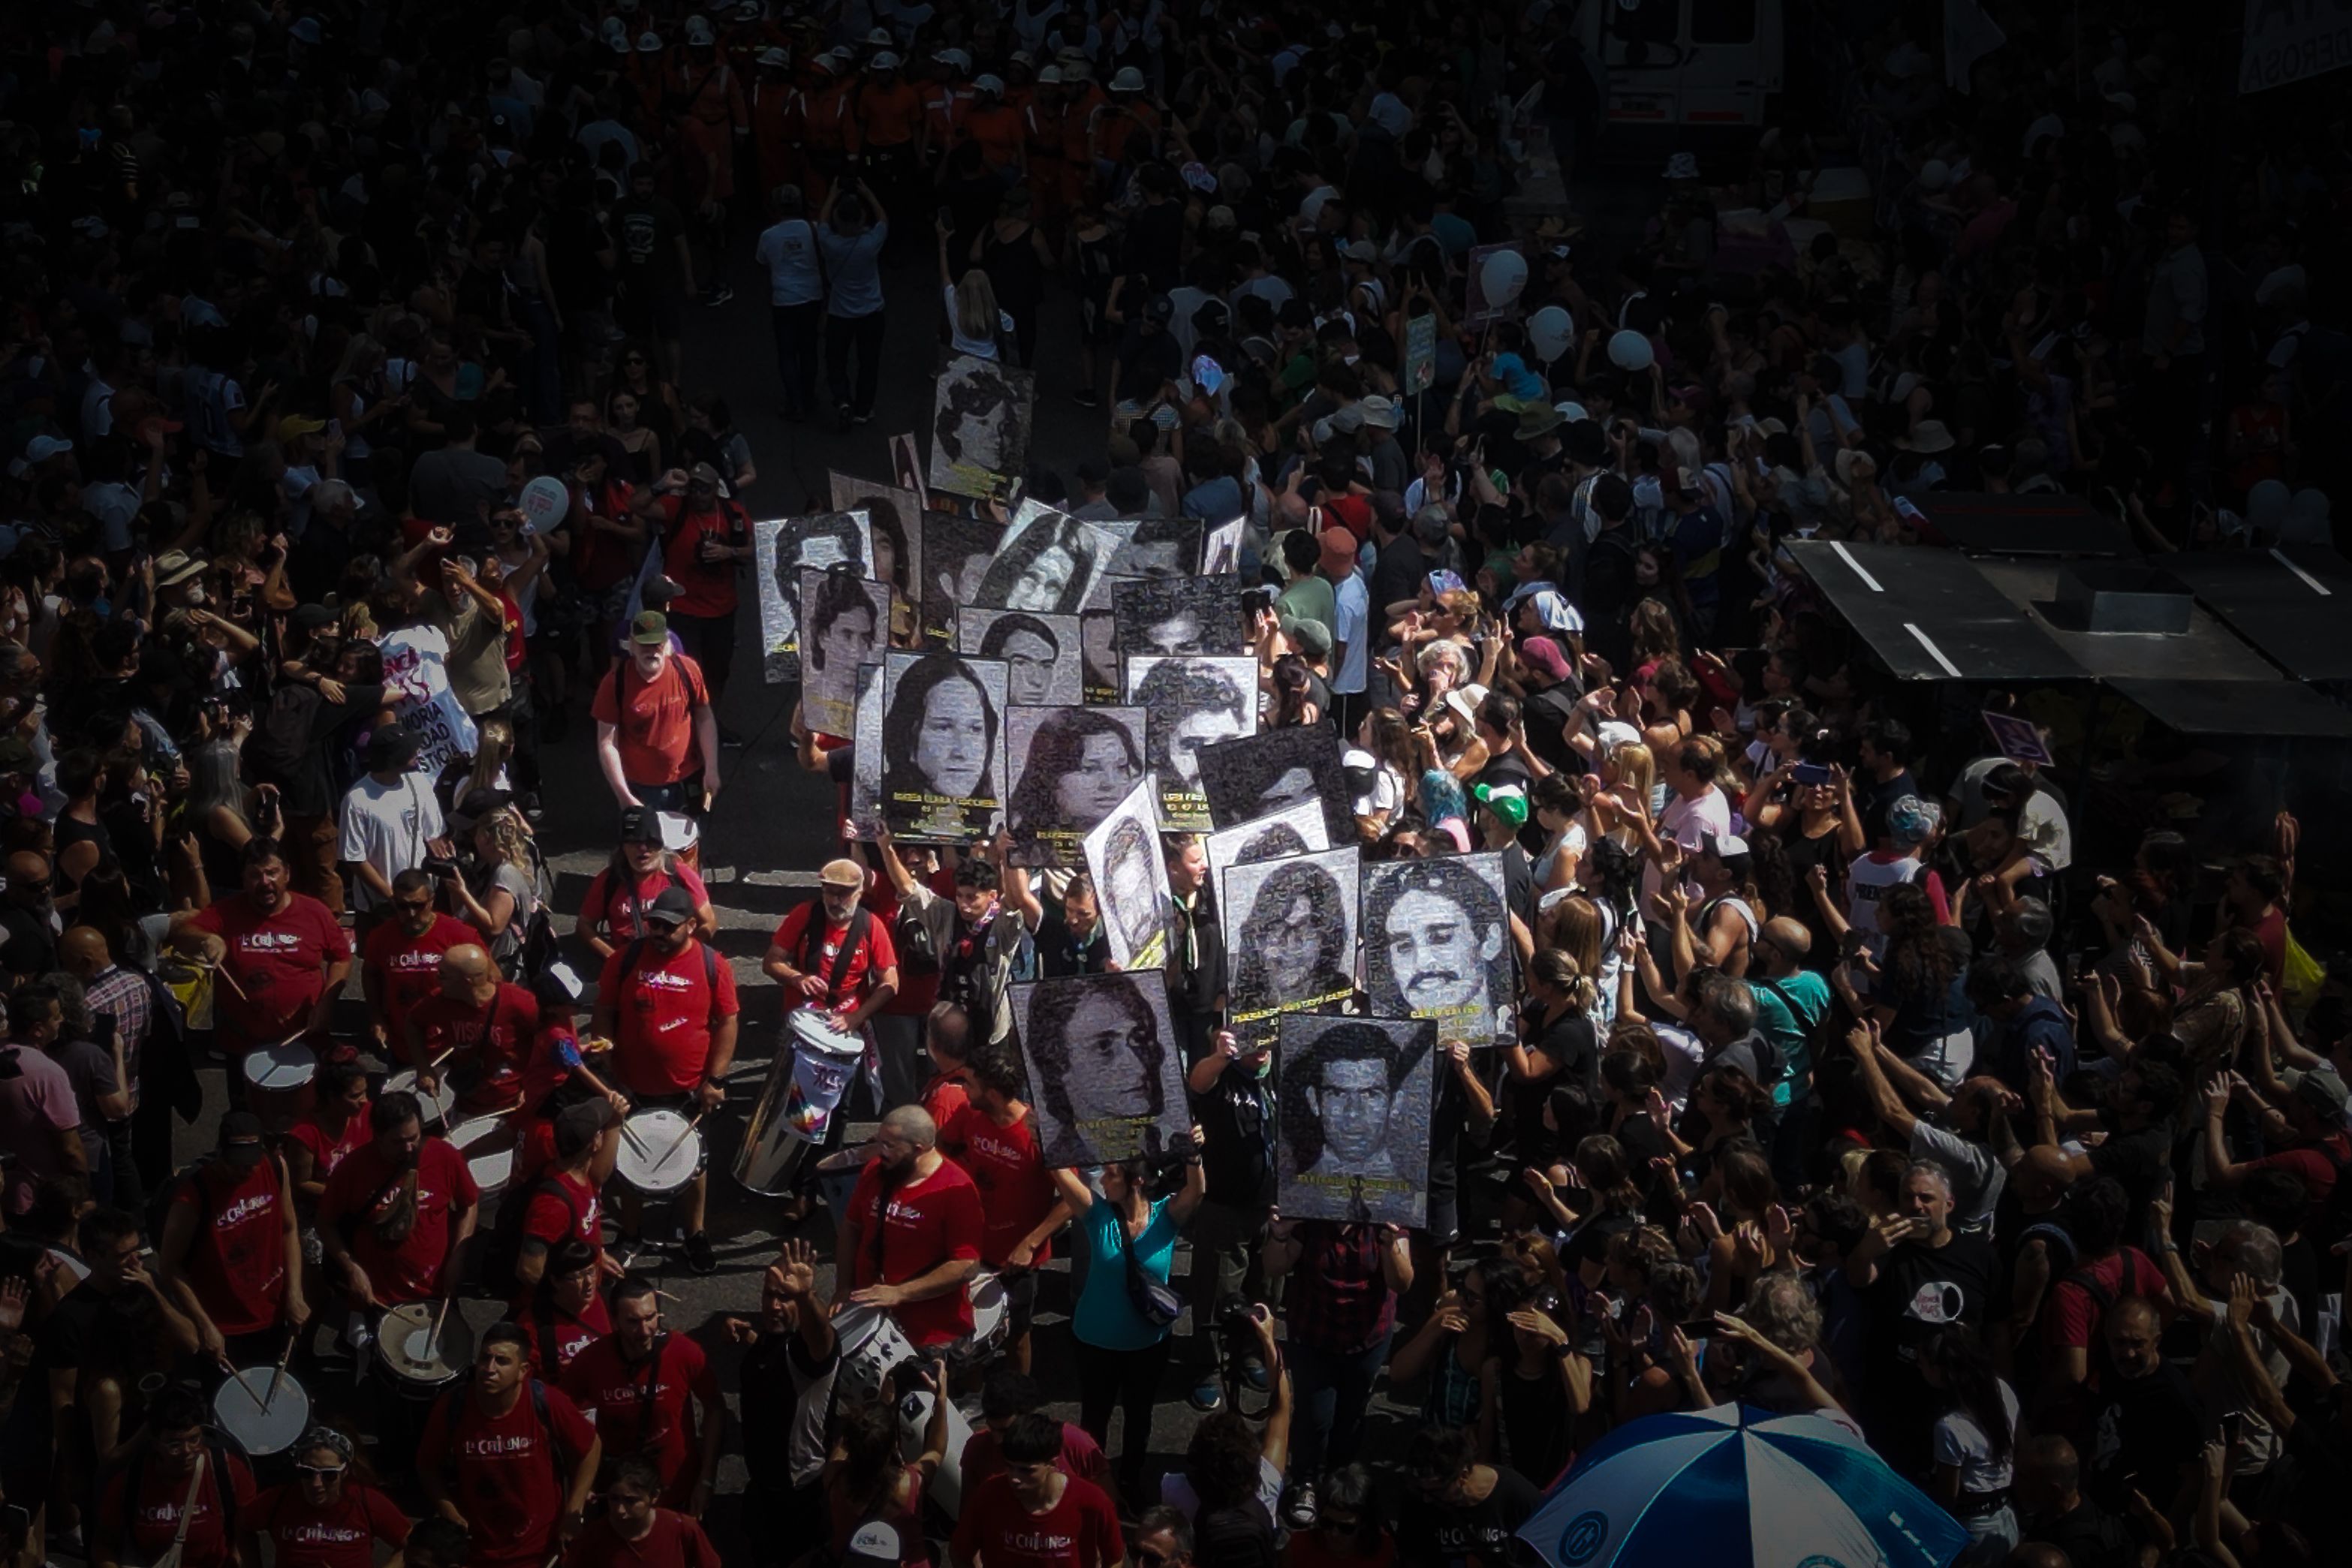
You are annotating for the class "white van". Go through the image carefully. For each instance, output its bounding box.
[1572,0,1787,131]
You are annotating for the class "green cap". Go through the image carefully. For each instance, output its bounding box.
[629,610,668,646]
[1473,781,1528,828]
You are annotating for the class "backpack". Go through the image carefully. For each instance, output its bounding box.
[479,1174,585,1298]
[894,898,939,977]
[616,934,720,1006]
[245,682,323,786]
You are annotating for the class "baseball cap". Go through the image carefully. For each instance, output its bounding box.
[218,1110,268,1168]
[819,858,865,889]
[843,1524,903,1568]
[365,723,420,770]
[1474,782,1528,827]
[1704,833,1750,859]
[1885,795,1940,847]
[2296,1069,2348,1118]
[630,610,670,646]
[645,886,697,928]
[1520,637,1572,682]
[618,805,665,845]
[453,787,515,832]
[1278,615,1333,659]
[554,1098,619,1157]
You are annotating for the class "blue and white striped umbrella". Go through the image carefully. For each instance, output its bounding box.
[1518,1403,1970,1568]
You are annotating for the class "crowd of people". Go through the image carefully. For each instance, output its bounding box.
[0,3,2347,1568]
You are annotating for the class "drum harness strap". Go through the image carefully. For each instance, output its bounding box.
[613,1331,679,1454]
[127,1436,240,1542]
[794,904,875,1011]
[616,936,721,1021]
[435,1377,574,1497]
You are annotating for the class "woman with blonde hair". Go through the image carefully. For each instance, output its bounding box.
[937,220,1010,360]
[446,805,538,974]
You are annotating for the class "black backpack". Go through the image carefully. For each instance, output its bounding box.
[244,682,322,786]
[478,1174,585,1299]
[894,898,939,977]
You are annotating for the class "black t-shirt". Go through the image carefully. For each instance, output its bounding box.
[1519,684,1586,777]
[1853,766,1918,841]
[2085,1362,2204,1512]
[1032,910,1110,978]
[738,1329,840,1487]
[2028,1498,2134,1568]
[1115,321,1183,395]
[1859,1232,2001,1470]
[2088,1118,2173,1232]
[1396,1464,1540,1568]
[613,197,685,282]
[1369,534,1425,616]
[1188,1055,1275,1208]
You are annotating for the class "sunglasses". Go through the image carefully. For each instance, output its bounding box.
[295,1462,347,1478]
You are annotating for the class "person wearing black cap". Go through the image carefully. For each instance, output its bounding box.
[591,884,739,1274]
[156,1109,307,1368]
[578,806,716,959]
[338,721,449,937]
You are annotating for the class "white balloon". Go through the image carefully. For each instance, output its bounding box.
[1608,329,1655,372]
[1479,248,1528,309]
[519,474,570,528]
[1528,305,1574,363]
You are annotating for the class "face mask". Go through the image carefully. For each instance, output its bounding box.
[79,128,103,147]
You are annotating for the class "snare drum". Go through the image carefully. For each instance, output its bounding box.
[965,1270,1009,1359]
[448,1115,515,1197]
[382,1070,456,1136]
[831,1302,917,1404]
[213,1365,309,1456]
[733,1011,864,1195]
[898,1386,977,1519]
[372,1302,475,1401]
[615,1108,704,1196]
[242,1042,317,1132]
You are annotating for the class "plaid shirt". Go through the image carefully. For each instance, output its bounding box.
[83,965,152,1112]
[1285,1221,1397,1356]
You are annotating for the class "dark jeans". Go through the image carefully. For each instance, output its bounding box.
[1288,1331,1393,1479]
[1184,1197,1267,1368]
[771,301,824,418]
[1074,1334,1170,1485]
[825,310,886,417]
[669,606,738,703]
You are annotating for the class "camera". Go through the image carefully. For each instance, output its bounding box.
[423,855,461,877]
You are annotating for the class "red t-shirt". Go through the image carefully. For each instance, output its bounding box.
[2042,1246,2172,1349]
[318,1137,480,1304]
[104,1449,257,1568]
[170,1158,288,1335]
[517,1296,613,1377]
[521,1171,604,1257]
[563,1332,721,1504]
[189,892,353,1046]
[656,496,747,618]
[408,983,543,1112]
[565,1511,723,1568]
[2245,1131,2352,1230]
[285,1106,371,1184]
[571,478,641,593]
[597,938,739,1096]
[769,901,897,1015]
[417,1383,598,1568]
[580,862,712,946]
[515,1110,562,1187]
[364,914,478,1040]
[950,1473,1125,1568]
[941,1103,1057,1269]
[920,1068,974,1133]
[958,1422,1109,1499]
[516,1022,593,1120]
[249,1482,412,1568]
[845,1155,984,1347]
[591,655,711,787]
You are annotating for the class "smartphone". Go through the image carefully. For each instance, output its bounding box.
[1839,928,1867,960]
[1793,761,1833,787]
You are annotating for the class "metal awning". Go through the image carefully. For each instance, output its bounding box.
[1784,540,2086,682]
[1911,492,2136,557]
[2161,546,2352,682]
[2106,679,2352,739]
[1970,558,2284,685]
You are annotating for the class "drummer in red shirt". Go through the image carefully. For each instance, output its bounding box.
[513,1100,621,1301]
[593,885,739,1272]
[764,858,899,1213]
[566,1456,722,1568]
[363,867,478,1050]
[593,612,721,815]
[516,1238,613,1377]
[405,944,541,1116]
[318,1090,480,1321]
[634,462,751,706]
[565,1278,726,1515]
[577,807,717,959]
[839,1103,984,1350]
[92,1387,258,1568]
[512,971,633,1190]
[248,1425,412,1568]
[157,1110,307,1366]
[169,835,354,1058]
[419,1323,602,1568]
[941,1048,1068,1376]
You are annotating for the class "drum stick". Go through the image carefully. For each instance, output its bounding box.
[426,1293,453,1357]
[263,1325,298,1411]
[652,1109,706,1171]
[189,955,248,1001]
[619,1121,652,1159]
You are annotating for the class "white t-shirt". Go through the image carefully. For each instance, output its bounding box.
[754,218,826,308]
[336,772,444,912]
[1931,1380,2020,1495]
[1644,785,1731,906]
[1330,570,1370,694]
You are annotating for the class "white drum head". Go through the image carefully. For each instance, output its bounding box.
[375,1301,472,1383]
[449,1117,515,1192]
[617,1109,702,1193]
[787,1010,864,1058]
[384,1070,456,1122]
[213,1366,309,1455]
[243,1042,315,1091]
[657,811,699,851]
[969,1271,1007,1336]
